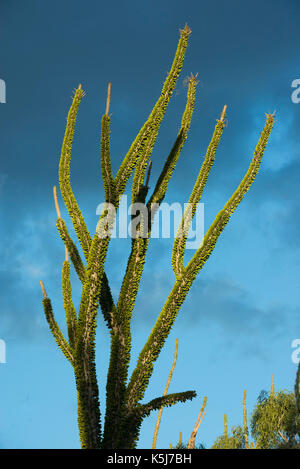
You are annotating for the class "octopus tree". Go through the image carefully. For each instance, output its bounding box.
[39,24,275,449]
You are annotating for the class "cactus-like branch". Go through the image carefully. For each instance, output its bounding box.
[40,281,74,365]
[101,82,116,205]
[74,194,119,447]
[57,85,119,448]
[56,217,86,282]
[131,57,195,206]
[74,229,110,448]
[54,186,115,328]
[62,259,77,349]
[135,391,196,418]
[116,75,197,340]
[121,390,196,449]
[172,105,226,277]
[102,76,197,448]
[58,85,92,261]
[54,186,86,282]
[125,113,275,410]
[147,74,197,211]
[185,112,275,279]
[72,94,125,441]
[115,24,191,201]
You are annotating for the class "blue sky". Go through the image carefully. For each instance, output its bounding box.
[0,0,300,449]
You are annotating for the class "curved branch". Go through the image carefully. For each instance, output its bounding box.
[58,85,92,261]
[62,260,77,349]
[172,105,227,277]
[120,390,196,449]
[115,24,192,202]
[40,282,74,365]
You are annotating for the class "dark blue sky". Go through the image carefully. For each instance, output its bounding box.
[0,0,300,449]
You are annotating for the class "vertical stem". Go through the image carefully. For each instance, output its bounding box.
[106,82,111,116]
[53,186,61,218]
[224,414,228,443]
[220,104,227,122]
[40,280,47,299]
[152,338,179,449]
[187,396,207,449]
[271,374,275,396]
[243,390,249,449]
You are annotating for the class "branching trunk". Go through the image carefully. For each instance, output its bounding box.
[40,24,275,449]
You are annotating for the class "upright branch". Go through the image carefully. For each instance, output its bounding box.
[115,24,192,202]
[243,390,249,449]
[224,414,228,442]
[62,247,77,350]
[172,104,227,277]
[152,338,179,449]
[186,396,207,449]
[102,28,195,449]
[101,82,116,206]
[73,81,121,447]
[105,82,111,116]
[58,85,92,261]
[147,74,198,212]
[271,374,275,396]
[39,280,74,365]
[54,184,86,282]
[54,184,115,327]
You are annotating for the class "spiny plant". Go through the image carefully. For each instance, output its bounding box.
[39,23,275,449]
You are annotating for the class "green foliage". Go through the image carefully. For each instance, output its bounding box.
[210,378,300,450]
[212,425,245,449]
[40,24,274,449]
[251,390,300,449]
